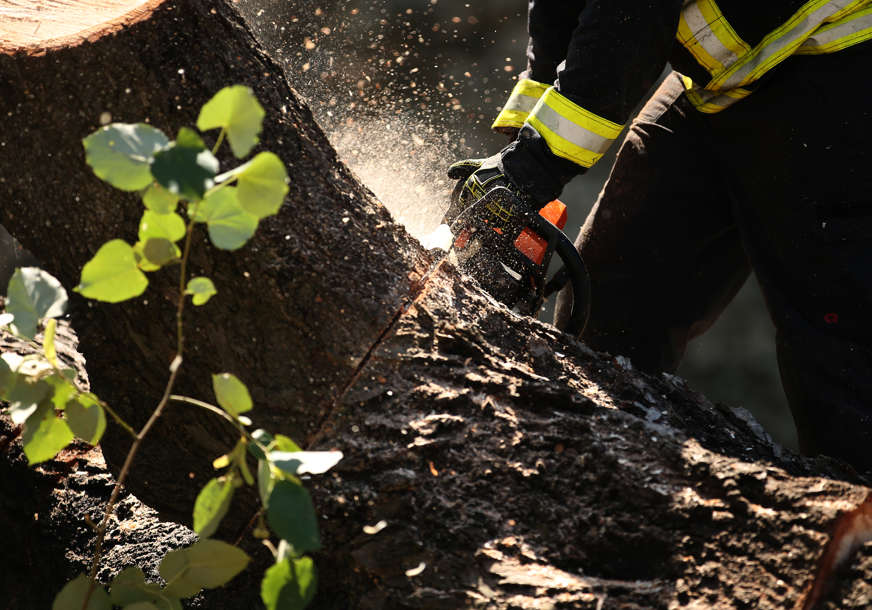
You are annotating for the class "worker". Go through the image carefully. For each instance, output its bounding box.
[447,2,872,471]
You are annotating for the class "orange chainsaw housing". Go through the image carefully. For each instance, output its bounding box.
[513,199,567,265]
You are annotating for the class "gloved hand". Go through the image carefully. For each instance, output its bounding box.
[444,153,534,228]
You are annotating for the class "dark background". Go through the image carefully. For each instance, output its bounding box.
[235,0,796,449]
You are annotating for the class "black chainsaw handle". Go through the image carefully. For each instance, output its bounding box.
[523,211,591,337]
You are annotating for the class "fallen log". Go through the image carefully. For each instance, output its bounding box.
[0,1,871,608]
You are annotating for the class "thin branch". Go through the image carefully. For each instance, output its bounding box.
[211,127,226,156]
[96,399,137,440]
[81,212,199,609]
[170,394,235,425]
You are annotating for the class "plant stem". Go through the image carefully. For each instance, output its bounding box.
[201,175,238,199]
[96,398,138,440]
[170,394,238,427]
[81,213,199,609]
[46,357,138,440]
[212,127,226,156]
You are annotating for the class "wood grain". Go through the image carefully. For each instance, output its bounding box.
[0,0,165,55]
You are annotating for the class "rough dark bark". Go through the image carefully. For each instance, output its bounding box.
[0,322,268,609]
[0,0,430,521]
[1,2,871,609]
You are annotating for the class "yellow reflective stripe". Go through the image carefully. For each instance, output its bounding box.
[677,12,723,74]
[826,0,870,21]
[677,0,751,76]
[685,85,753,113]
[513,79,551,99]
[714,0,871,89]
[492,109,531,130]
[796,5,872,52]
[491,79,550,131]
[696,0,750,58]
[525,87,623,168]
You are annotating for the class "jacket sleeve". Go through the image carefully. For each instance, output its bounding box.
[492,2,584,134]
[501,0,685,205]
[525,1,586,84]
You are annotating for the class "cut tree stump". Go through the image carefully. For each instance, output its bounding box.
[1,1,871,608]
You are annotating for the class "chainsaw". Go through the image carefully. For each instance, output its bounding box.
[432,184,591,336]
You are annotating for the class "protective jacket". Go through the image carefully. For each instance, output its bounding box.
[497,0,872,203]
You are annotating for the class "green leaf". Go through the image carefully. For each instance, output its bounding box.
[247,433,268,461]
[122,603,161,610]
[273,434,302,453]
[53,574,112,610]
[66,393,106,445]
[133,241,161,272]
[44,318,59,366]
[76,240,149,303]
[83,123,170,191]
[22,402,74,464]
[151,129,219,201]
[139,211,186,243]
[190,188,258,250]
[269,450,343,476]
[0,355,13,396]
[142,182,179,214]
[5,267,68,339]
[176,127,206,149]
[0,353,22,398]
[266,481,321,553]
[212,373,252,416]
[261,557,317,610]
[197,85,265,158]
[45,374,78,410]
[159,539,250,598]
[110,567,182,610]
[6,377,51,424]
[186,277,217,306]
[258,459,275,506]
[239,454,255,486]
[216,153,289,219]
[193,476,236,538]
[142,238,180,267]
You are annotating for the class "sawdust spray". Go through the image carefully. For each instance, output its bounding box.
[327,116,455,239]
[236,0,526,241]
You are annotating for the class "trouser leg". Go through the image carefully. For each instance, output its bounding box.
[707,43,872,470]
[555,72,750,373]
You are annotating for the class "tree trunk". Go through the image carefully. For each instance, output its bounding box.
[1,2,871,609]
[0,0,430,521]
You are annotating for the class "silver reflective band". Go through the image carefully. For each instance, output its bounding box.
[718,0,858,89]
[528,102,614,156]
[683,2,739,67]
[799,9,872,50]
[505,94,539,114]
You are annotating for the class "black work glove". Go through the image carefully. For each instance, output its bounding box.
[444,153,535,228]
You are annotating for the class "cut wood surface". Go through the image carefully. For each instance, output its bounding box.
[0,0,165,55]
[1,1,871,608]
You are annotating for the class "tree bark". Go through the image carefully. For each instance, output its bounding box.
[1,2,871,609]
[0,0,430,521]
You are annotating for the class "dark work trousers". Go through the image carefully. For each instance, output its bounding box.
[554,44,872,471]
